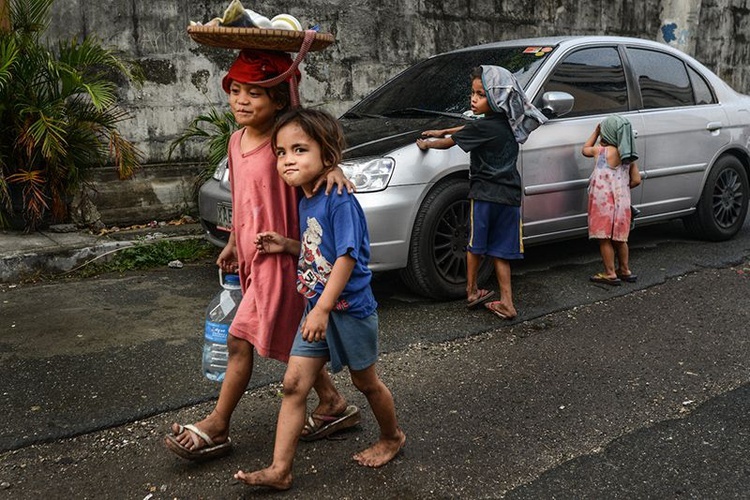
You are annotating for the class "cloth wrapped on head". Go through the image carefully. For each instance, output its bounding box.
[222,49,302,93]
[599,114,638,162]
[480,65,547,144]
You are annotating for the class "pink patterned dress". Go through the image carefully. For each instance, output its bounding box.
[588,146,631,242]
[227,129,305,363]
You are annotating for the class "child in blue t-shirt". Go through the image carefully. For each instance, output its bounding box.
[235,108,405,491]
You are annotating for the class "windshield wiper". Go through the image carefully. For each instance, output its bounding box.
[382,108,468,119]
[341,111,385,119]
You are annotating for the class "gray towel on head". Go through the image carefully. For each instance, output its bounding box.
[480,65,548,144]
[600,114,638,162]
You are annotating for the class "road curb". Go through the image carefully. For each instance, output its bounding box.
[0,223,205,283]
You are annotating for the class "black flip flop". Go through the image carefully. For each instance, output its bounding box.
[589,273,622,286]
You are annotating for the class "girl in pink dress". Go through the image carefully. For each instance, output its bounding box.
[165,50,358,461]
[582,115,640,286]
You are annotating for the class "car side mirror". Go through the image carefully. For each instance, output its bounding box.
[540,91,575,118]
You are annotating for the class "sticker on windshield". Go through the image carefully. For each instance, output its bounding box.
[524,46,553,57]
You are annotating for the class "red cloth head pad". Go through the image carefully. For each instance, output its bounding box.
[222,49,302,93]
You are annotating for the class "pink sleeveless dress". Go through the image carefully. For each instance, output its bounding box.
[588,146,631,242]
[227,129,305,362]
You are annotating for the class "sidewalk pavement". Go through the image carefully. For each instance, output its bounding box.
[0,220,205,283]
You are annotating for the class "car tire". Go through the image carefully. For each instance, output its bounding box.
[400,178,494,299]
[683,155,749,241]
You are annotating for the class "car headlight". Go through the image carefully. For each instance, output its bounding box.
[339,157,395,192]
[212,157,229,181]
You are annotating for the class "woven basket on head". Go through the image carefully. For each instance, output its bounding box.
[187,26,335,51]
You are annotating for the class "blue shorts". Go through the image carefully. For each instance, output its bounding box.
[467,199,524,260]
[290,303,379,373]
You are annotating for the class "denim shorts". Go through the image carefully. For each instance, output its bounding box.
[290,304,379,373]
[467,199,524,260]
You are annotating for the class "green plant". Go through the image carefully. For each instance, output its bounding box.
[66,238,217,278]
[0,0,144,231]
[168,106,238,184]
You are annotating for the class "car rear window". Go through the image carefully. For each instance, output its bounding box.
[627,48,694,108]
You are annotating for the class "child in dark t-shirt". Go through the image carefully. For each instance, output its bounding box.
[416,65,546,320]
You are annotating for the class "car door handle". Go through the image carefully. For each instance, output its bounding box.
[706,121,723,131]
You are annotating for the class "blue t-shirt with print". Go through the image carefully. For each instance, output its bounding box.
[296,190,377,318]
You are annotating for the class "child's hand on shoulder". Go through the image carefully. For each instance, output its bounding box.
[255,231,285,254]
[301,306,328,342]
[314,166,355,195]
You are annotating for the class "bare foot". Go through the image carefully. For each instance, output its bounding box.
[353,429,406,468]
[168,413,228,451]
[484,300,517,320]
[234,467,292,490]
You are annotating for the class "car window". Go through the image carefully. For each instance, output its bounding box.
[535,47,628,118]
[627,48,694,108]
[688,65,716,105]
[348,47,553,116]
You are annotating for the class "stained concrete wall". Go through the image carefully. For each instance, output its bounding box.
[46,0,749,165]
[40,0,749,224]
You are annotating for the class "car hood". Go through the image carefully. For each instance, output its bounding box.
[340,115,466,158]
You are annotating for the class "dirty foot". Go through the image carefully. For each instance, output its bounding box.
[163,414,232,461]
[353,429,406,468]
[484,300,517,320]
[168,416,228,451]
[234,467,292,490]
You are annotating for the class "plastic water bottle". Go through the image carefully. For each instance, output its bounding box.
[202,271,242,382]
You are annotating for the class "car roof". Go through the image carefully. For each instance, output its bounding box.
[439,35,733,93]
[443,35,676,55]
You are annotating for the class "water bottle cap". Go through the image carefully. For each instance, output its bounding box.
[224,274,240,285]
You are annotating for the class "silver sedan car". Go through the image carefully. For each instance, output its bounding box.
[198,35,750,299]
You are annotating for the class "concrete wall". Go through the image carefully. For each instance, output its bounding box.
[46,0,748,165]
[40,0,749,224]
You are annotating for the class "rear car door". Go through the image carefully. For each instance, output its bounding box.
[624,46,729,217]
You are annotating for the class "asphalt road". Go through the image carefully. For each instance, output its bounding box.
[1,218,750,498]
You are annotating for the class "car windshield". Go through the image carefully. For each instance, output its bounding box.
[346,45,554,116]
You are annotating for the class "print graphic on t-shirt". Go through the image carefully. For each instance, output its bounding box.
[297,217,333,298]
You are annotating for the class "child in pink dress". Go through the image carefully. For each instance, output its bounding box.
[582,115,640,286]
[165,50,358,461]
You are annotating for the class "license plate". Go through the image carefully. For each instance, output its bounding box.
[217,202,232,231]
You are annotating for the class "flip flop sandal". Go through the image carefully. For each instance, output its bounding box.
[467,289,496,309]
[484,300,513,320]
[616,271,638,283]
[300,405,361,442]
[589,273,622,286]
[164,424,232,461]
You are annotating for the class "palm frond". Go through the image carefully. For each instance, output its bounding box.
[58,36,144,86]
[19,103,68,160]
[0,38,19,92]
[10,0,55,38]
[7,167,50,222]
[1,0,143,230]
[108,130,143,180]
[168,108,238,170]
